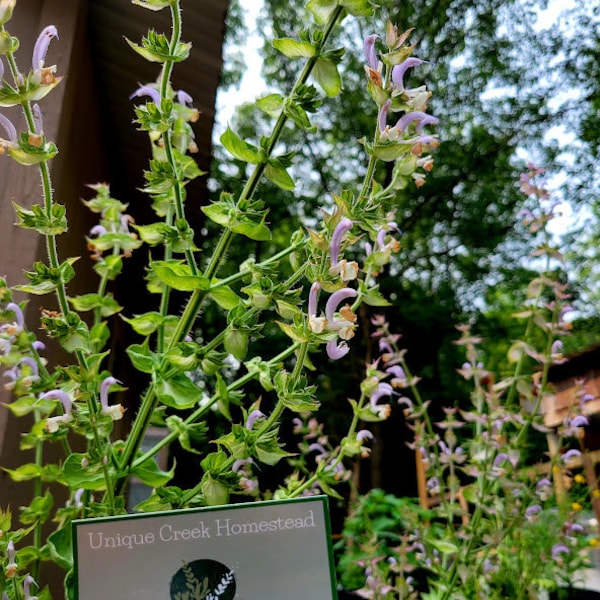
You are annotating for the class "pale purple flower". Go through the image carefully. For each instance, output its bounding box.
[32,25,58,72]
[493,452,509,468]
[371,382,393,404]
[364,34,379,70]
[32,340,46,352]
[378,339,393,354]
[6,539,16,569]
[326,339,350,360]
[378,98,391,134]
[551,340,564,355]
[536,477,552,500]
[19,356,39,380]
[100,376,124,420]
[569,415,589,428]
[525,504,542,519]
[176,89,193,106]
[0,57,4,81]
[23,575,37,600]
[130,84,160,105]
[329,217,353,267]
[3,367,17,388]
[426,476,440,494]
[32,103,44,134]
[41,389,73,432]
[395,110,439,133]
[551,543,570,560]
[386,366,405,378]
[391,57,425,92]
[325,288,358,335]
[89,224,107,237]
[566,522,584,535]
[357,429,374,442]
[308,281,320,318]
[562,449,581,463]
[73,488,84,508]
[308,442,327,460]
[581,393,595,405]
[40,389,72,414]
[232,457,253,473]
[245,409,265,430]
[5,302,24,330]
[0,112,17,146]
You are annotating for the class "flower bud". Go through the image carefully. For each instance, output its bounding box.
[224,329,248,361]
[0,0,15,26]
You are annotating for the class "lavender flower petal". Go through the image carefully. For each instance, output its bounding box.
[32,25,58,71]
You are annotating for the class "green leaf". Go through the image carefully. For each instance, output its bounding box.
[273,37,317,59]
[156,372,202,409]
[166,415,207,454]
[130,458,175,487]
[368,139,413,162]
[13,280,56,295]
[231,219,272,241]
[209,282,241,310]
[201,475,230,506]
[125,35,191,63]
[131,0,173,10]
[3,463,43,482]
[201,202,231,227]
[135,222,170,245]
[313,57,342,97]
[94,255,123,280]
[13,202,67,235]
[62,454,110,490]
[265,159,295,191]
[276,320,308,343]
[126,341,158,374]
[429,538,459,555]
[122,311,164,335]
[306,0,338,25]
[151,260,209,291]
[340,0,374,17]
[256,93,284,118]
[9,140,58,165]
[69,293,122,317]
[20,491,53,525]
[274,371,319,412]
[47,525,73,571]
[220,127,263,163]
[283,101,315,131]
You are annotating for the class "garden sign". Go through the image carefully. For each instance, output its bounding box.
[73,496,337,599]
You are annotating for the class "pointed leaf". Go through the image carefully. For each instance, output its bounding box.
[313,57,342,97]
[220,127,262,163]
[156,372,202,409]
[273,38,317,59]
[265,160,295,191]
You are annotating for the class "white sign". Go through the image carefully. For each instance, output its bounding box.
[73,496,338,599]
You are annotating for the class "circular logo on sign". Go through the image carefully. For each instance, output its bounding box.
[170,559,236,600]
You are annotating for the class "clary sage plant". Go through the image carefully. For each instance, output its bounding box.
[336,169,596,599]
[0,0,441,598]
[0,0,593,599]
